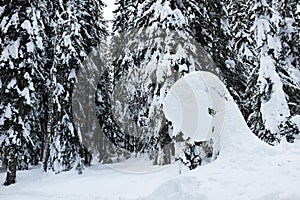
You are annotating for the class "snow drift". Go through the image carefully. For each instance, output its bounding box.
[137,72,300,200]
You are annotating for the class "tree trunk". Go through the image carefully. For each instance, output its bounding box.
[43,74,55,172]
[42,20,65,171]
[163,143,171,165]
[40,117,47,162]
[4,156,17,186]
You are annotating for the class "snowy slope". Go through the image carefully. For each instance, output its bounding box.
[1,73,300,200]
[139,106,300,199]
[135,73,300,200]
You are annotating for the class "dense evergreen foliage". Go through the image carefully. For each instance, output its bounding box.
[230,0,300,144]
[96,0,217,166]
[0,0,107,185]
[0,0,299,185]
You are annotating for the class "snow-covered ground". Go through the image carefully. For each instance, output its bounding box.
[142,101,300,200]
[1,72,300,200]
[141,72,300,200]
[0,158,183,200]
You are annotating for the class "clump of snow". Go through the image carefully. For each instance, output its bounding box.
[36,36,43,50]
[68,68,76,80]
[21,20,33,35]
[21,87,31,105]
[26,41,35,53]
[2,13,18,33]
[255,18,270,47]
[0,6,5,16]
[0,115,4,126]
[291,115,300,130]
[1,38,20,62]
[4,103,13,119]
[0,16,9,31]
[64,35,72,47]
[7,78,16,90]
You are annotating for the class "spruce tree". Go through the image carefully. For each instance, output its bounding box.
[43,0,107,173]
[244,0,297,144]
[96,0,215,166]
[277,0,300,141]
[112,0,137,33]
[227,0,299,144]
[278,0,300,119]
[73,46,107,164]
[0,0,47,185]
[0,0,108,182]
[228,0,257,115]
[191,0,242,101]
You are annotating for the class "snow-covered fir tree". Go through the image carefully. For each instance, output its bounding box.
[191,1,241,101]
[227,0,256,114]
[0,0,107,184]
[112,0,137,33]
[244,0,299,144]
[0,0,47,185]
[276,0,300,141]
[73,45,110,164]
[43,0,107,173]
[96,0,216,167]
[278,0,300,120]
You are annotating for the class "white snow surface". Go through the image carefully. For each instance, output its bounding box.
[163,72,213,140]
[1,73,300,200]
[141,101,300,200]
[163,72,226,143]
[103,0,116,21]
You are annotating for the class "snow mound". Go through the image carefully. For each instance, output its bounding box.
[137,72,300,200]
[163,71,225,142]
[140,177,208,200]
